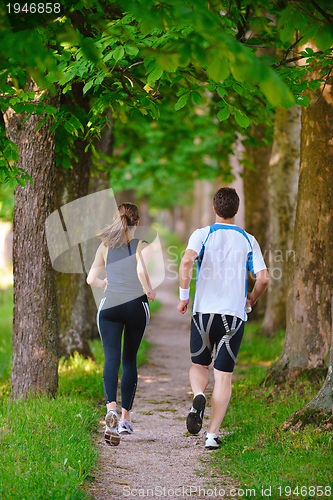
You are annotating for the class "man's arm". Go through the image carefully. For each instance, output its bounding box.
[247,269,270,307]
[177,249,198,314]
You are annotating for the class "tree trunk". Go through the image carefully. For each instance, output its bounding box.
[229,135,245,229]
[267,46,333,384]
[243,124,272,318]
[282,320,333,430]
[261,105,301,336]
[2,81,61,399]
[54,83,94,358]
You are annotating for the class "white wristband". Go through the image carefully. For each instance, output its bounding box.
[179,287,190,300]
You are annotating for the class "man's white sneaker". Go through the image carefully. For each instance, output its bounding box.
[104,409,120,446]
[205,432,222,450]
[118,418,134,434]
[186,392,206,434]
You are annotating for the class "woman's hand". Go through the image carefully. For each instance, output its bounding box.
[102,278,108,291]
[147,290,156,302]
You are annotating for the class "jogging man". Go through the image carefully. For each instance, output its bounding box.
[177,187,269,449]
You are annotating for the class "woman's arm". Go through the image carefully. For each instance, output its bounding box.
[137,242,156,302]
[86,243,108,289]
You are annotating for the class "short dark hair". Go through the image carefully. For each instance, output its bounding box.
[213,187,239,219]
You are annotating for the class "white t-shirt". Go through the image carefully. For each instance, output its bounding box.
[186,223,267,321]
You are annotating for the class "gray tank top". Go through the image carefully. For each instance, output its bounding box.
[103,238,146,301]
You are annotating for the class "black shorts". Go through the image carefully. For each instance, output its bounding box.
[190,313,244,372]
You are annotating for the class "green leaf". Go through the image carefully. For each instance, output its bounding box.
[113,46,125,61]
[62,156,71,169]
[125,45,139,56]
[63,121,78,136]
[148,66,163,82]
[217,107,230,121]
[234,110,250,128]
[16,177,26,187]
[0,70,8,91]
[315,23,333,51]
[279,24,295,44]
[80,37,101,64]
[69,116,84,133]
[308,80,322,90]
[206,59,230,83]
[296,95,311,107]
[232,83,244,95]
[174,93,190,111]
[149,102,160,120]
[103,52,114,62]
[191,91,202,105]
[260,67,295,108]
[83,79,94,95]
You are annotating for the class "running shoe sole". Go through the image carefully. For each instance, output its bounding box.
[105,411,120,446]
[186,394,206,435]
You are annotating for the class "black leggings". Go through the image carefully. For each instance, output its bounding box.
[97,295,150,410]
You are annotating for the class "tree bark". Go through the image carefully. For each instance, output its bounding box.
[54,83,94,358]
[243,124,272,318]
[2,81,61,399]
[282,318,333,430]
[261,105,301,336]
[267,45,333,384]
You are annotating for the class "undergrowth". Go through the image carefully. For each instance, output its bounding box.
[0,286,159,500]
[209,321,333,500]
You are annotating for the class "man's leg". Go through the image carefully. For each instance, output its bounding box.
[208,369,232,435]
[187,363,209,434]
[189,362,209,395]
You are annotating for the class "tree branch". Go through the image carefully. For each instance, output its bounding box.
[290,1,323,22]
[284,35,304,61]
[306,66,333,113]
[118,71,134,97]
[272,51,327,68]
[128,61,144,70]
[310,0,333,23]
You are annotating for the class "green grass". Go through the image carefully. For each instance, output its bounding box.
[0,395,98,500]
[0,287,13,381]
[0,286,160,500]
[209,321,333,499]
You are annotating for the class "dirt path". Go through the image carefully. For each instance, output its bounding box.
[89,270,234,500]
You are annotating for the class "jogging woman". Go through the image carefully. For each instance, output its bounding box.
[87,203,156,446]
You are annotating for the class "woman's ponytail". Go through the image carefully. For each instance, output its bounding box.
[96,203,139,248]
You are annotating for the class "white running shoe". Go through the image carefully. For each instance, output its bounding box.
[104,409,120,446]
[118,418,134,434]
[205,432,222,450]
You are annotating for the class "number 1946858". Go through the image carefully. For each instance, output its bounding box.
[6,3,61,14]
